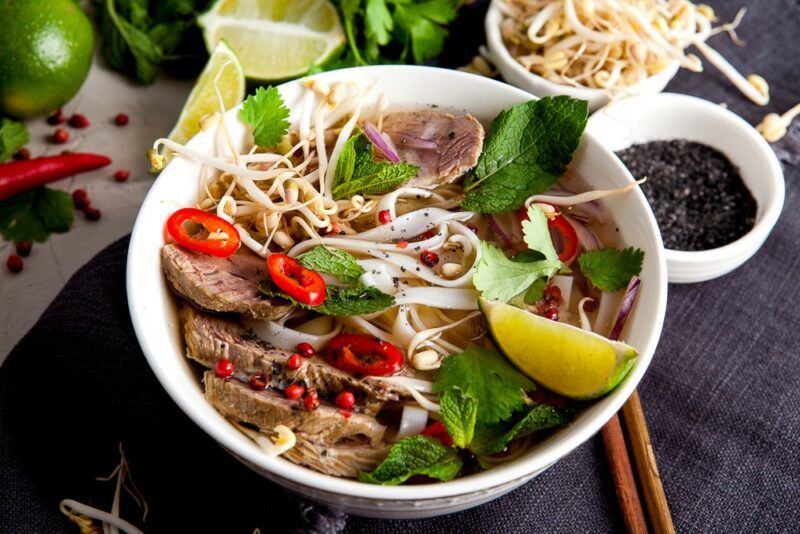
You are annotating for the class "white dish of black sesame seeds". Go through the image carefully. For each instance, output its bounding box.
[587,93,785,284]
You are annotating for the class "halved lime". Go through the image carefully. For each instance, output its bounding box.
[168,40,246,145]
[479,298,638,400]
[198,0,345,82]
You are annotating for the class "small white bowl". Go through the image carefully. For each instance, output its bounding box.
[587,93,785,284]
[484,4,679,112]
[127,66,667,518]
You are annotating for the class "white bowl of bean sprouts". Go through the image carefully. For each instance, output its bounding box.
[127,65,667,518]
[485,0,768,112]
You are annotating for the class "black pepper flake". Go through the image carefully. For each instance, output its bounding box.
[617,140,756,251]
[400,266,406,272]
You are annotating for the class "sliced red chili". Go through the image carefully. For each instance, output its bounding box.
[421,421,454,447]
[518,207,579,263]
[267,253,326,306]
[166,208,240,257]
[324,333,403,377]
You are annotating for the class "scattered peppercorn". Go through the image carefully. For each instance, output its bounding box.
[335,391,355,411]
[296,342,315,358]
[617,140,756,251]
[15,241,32,257]
[52,128,69,144]
[378,209,392,224]
[215,358,234,378]
[544,307,559,321]
[286,353,303,371]
[420,250,439,268]
[114,169,130,182]
[84,207,101,221]
[6,254,23,273]
[47,109,64,125]
[249,371,268,390]
[543,285,562,306]
[304,388,320,411]
[285,384,305,400]
[72,189,89,210]
[13,147,30,161]
[68,113,90,128]
[114,113,129,126]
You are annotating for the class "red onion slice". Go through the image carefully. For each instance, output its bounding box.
[609,276,641,341]
[488,214,513,249]
[564,214,601,252]
[362,120,400,163]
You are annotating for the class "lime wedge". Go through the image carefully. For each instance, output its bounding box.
[479,298,638,400]
[168,40,245,145]
[198,0,345,82]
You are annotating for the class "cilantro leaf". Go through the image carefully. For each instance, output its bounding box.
[364,0,393,47]
[99,0,164,84]
[239,86,291,149]
[0,187,73,243]
[522,205,561,265]
[470,404,572,456]
[578,247,644,292]
[434,346,534,427]
[462,97,588,213]
[332,133,418,200]
[298,246,366,284]
[358,435,462,485]
[258,279,395,316]
[0,118,29,161]
[473,242,560,303]
[392,0,456,63]
[439,387,478,449]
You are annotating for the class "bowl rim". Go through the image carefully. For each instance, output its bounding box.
[126,64,668,502]
[483,4,680,99]
[588,92,785,270]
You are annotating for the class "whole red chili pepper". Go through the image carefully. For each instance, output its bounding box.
[0,153,112,201]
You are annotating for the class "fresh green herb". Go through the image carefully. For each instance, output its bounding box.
[578,247,644,292]
[337,0,458,68]
[434,346,534,427]
[461,97,588,213]
[470,404,572,456]
[332,133,418,200]
[0,118,29,162]
[439,387,478,449]
[358,435,462,485]
[522,205,561,265]
[473,242,560,303]
[258,279,395,316]
[239,86,291,149]
[97,0,206,84]
[0,187,73,243]
[298,246,366,284]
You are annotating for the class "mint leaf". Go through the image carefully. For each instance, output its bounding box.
[99,0,164,84]
[471,404,572,456]
[358,435,462,485]
[332,133,418,200]
[0,118,29,161]
[462,97,588,213]
[298,246,366,285]
[578,247,644,292]
[434,346,534,427]
[258,279,394,316]
[439,387,478,448]
[0,187,73,243]
[239,86,290,148]
[473,242,560,303]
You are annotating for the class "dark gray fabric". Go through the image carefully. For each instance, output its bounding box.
[2,1,800,532]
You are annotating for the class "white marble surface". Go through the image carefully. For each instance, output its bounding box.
[0,57,193,360]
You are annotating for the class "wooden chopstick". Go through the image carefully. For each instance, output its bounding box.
[621,391,675,534]
[601,413,648,533]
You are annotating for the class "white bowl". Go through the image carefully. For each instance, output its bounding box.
[484,4,679,112]
[126,65,667,518]
[587,93,785,284]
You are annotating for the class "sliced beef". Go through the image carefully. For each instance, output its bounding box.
[383,110,484,188]
[204,372,386,447]
[283,437,389,478]
[162,244,292,320]
[181,305,401,414]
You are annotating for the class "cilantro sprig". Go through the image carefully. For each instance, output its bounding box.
[239,86,291,149]
[0,118,29,162]
[462,97,588,214]
[332,132,418,200]
[0,187,74,244]
[578,247,644,292]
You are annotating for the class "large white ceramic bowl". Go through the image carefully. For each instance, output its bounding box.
[127,65,668,518]
[485,4,679,112]
[587,93,785,283]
